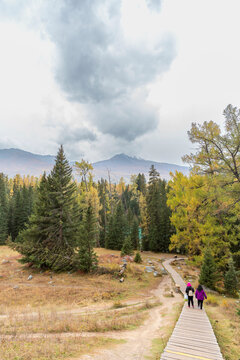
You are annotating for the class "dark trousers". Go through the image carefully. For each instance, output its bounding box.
[198,299,203,309]
[188,296,194,307]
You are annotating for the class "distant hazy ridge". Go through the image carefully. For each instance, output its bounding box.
[0,149,189,181]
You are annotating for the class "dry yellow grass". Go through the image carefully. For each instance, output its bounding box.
[1,306,148,335]
[0,246,167,360]
[205,296,240,360]
[0,336,124,360]
[0,246,161,313]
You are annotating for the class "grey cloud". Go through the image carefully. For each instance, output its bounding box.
[90,94,159,141]
[41,0,175,103]
[146,0,162,11]
[57,126,97,144]
[40,0,175,140]
[1,0,176,142]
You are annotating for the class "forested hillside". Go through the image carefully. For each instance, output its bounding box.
[0,146,173,271]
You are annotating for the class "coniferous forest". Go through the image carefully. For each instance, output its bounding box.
[0,145,172,272]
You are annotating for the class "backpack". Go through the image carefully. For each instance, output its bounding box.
[188,289,193,296]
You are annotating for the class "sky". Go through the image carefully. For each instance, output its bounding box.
[0,0,240,164]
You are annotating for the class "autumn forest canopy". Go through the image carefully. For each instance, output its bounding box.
[0,105,239,292]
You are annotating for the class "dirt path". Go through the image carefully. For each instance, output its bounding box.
[77,275,183,360]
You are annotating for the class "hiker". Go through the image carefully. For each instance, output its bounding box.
[195,284,207,310]
[185,282,194,308]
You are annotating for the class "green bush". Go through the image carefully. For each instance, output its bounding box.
[134,251,142,263]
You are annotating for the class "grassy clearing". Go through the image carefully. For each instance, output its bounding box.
[0,246,162,312]
[1,305,148,335]
[0,336,124,360]
[146,302,183,359]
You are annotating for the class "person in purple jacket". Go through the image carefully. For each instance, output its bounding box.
[195,284,207,309]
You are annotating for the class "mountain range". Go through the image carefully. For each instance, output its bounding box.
[0,148,189,181]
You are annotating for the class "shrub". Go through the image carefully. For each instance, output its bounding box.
[134,252,142,263]
[121,236,134,256]
[205,294,218,306]
[224,257,239,296]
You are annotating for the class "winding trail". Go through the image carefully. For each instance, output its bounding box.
[161,259,224,360]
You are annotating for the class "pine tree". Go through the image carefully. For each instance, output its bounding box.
[134,251,142,263]
[136,173,147,195]
[121,236,134,256]
[199,248,218,289]
[131,219,139,249]
[98,179,110,247]
[13,146,80,271]
[0,173,8,244]
[105,202,127,250]
[77,200,98,272]
[224,257,239,296]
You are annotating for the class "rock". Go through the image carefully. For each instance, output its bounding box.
[145,266,154,273]
[27,275,33,281]
[13,285,19,289]
[175,285,181,293]
[161,268,168,275]
[1,260,10,264]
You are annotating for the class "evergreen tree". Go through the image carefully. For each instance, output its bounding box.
[121,236,134,256]
[136,173,147,195]
[105,202,127,250]
[146,166,171,252]
[13,146,80,271]
[77,200,98,272]
[105,214,115,249]
[199,248,218,289]
[224,257,239,296]
[130,219,139,249]
[134,251,142,263]
[98,179,110,247]
[0,173,8,244]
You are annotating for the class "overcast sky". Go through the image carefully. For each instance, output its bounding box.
[0,0,240,164]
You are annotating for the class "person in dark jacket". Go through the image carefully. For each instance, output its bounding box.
[185,282,194,308]
[195,284,207,310]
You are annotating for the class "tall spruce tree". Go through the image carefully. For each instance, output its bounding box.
[146,166,171,252]
[77,199,98,272]
[224,257,239,296]
[105,202,127,250]
[130,219,139,249]
[0,173,8,244]
[14,146,80,271]
[199,248,218,289]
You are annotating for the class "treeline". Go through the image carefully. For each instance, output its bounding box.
[0,146,172,271]
[0,174,38,244]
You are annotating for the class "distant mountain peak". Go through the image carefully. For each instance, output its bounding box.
[111,153,131,159]
[0,148,189,181]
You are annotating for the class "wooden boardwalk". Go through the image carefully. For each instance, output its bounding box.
[160,258,224,360]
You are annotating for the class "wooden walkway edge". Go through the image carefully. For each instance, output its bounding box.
[160,258,224,360]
